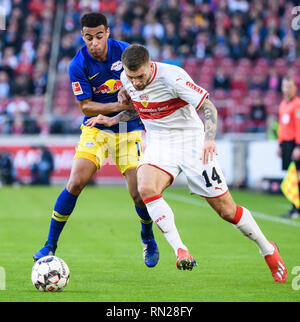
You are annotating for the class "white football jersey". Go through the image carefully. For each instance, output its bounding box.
[120,62,209,132]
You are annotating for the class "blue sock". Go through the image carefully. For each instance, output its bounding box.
[47,188,78,246]
[135,205,153,239]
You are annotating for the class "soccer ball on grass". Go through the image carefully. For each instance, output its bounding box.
[31,256,70,292]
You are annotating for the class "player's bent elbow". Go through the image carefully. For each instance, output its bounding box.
[80,101,94,116]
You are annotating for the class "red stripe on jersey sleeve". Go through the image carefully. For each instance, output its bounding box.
[195,92,209,110]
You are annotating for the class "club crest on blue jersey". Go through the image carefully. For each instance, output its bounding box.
[111,60,123,71]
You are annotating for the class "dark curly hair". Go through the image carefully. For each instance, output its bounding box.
[80,12,108,30]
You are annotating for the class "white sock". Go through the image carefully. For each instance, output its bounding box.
[144,194,187,256]
[232,206,275,256]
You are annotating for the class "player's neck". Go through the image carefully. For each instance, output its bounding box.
[284,95,296,102]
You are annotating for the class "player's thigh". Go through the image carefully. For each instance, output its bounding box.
[137,164,173,199]
[66,158,97,195]
[205,190,237,222]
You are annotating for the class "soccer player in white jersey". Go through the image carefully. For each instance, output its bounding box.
[86,44,287,282]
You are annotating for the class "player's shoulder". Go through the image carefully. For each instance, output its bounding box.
[109,38,130,52]
[68,45,87,74]
[294,96,300,106]
[156,62,183,74]
[156,62,188,81]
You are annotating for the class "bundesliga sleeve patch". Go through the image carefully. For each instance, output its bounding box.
[72,82,83,95]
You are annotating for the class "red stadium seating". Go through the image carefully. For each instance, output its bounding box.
[1,1,299,135]
[274,58,288,76]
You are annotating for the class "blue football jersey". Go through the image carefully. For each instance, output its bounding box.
[68,38,144,133]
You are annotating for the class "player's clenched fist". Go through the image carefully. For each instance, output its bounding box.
[118,87,131,105]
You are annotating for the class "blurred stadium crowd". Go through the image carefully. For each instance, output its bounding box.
[0,0,300,135]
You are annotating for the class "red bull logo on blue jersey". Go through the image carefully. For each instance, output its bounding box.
[93,79,123,94]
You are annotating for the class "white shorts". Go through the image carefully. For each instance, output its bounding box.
[138,129,228,198]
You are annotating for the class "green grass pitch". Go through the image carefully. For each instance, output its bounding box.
[0,185,300,302]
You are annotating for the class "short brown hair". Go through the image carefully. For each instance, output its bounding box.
[121,44,150,71]
[282,76,296,84]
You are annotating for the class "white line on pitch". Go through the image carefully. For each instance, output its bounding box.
[165,192,300,228]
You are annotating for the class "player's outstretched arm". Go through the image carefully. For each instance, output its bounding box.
[199,98,218,164]
[85,109,139,128]
[79,97,134,116]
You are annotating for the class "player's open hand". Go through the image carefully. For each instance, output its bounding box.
[201,140,218,164]
[85,114,114,128]
[118,87,131,105]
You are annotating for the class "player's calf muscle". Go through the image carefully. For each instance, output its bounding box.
[217,204,236,222]
[206,192,236,222]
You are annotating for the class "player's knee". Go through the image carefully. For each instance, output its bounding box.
[137,183,158,200]
[216,204,236,222]
[129,189,144,207]
[66,176,86,195]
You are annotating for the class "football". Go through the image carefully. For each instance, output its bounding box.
[31,256,70,292]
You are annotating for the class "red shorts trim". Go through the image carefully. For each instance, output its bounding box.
[196,92,209,110]
[197,189,229,199]
[137,163,175,185]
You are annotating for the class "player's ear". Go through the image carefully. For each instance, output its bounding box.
[150,61,154,72]
[106,27,110,38]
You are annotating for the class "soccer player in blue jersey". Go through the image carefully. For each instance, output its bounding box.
[33,13,159,267]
